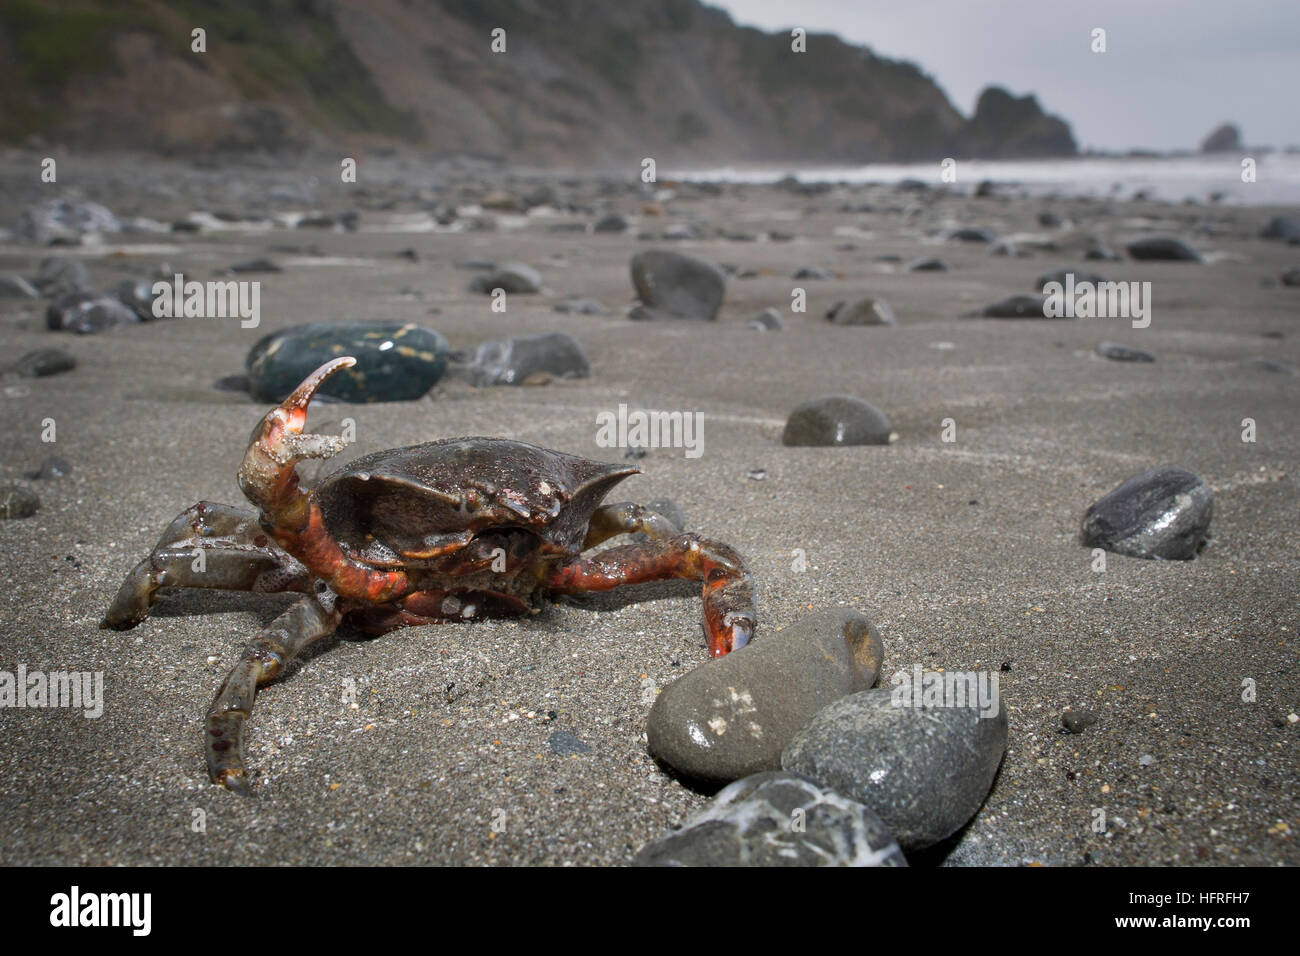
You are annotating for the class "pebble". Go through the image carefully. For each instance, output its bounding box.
[33,258,92,297]
[28,456,72,480]
[109,278,160,320]
[633,772,907,867]
[645,608,884,785]
[1096,341,1155,362]
[12,348,76,377]
[547,731,591,756]
[593,213,628,233]
[782,686,1008,851]
[553,297,609,315]
[455,258,495,270]
[948,227,996,243]
[45,292,140,334]
[629,250,725,320]
[468,261,541,294]
[905,257,949,272]
[746,307,783,331]
[826,298,896,326]
[793,266,834,280]
[1080,466,1213,560]
[973,294,1050,319]
[1062,709,1099,734]
[246,321,449,403]
[16,198,120,244]
[447,331,589,387]
[1280,268,1300,287]
[1126,236,1201,262]
[782,395,893,446]
[0,484,40,520]
[227,258,282,274]
[1260,216,1300,242]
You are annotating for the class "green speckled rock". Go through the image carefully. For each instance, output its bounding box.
[246,321,449,403]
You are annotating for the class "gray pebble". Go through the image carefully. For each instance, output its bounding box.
[826,298,896,326]
[1081,466,1212,560]
[629,250,725,320]
[1096,341,1155,362]
[0,484,40,520]
[782,395,893,447]
[1063,709,1099,733]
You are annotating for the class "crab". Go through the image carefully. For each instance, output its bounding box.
[101,357,755,794]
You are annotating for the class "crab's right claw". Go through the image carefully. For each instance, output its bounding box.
[238,357,355,514]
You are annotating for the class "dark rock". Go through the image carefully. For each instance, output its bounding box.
[1126,237,1201,262]
[768,230,795,242]
[948,227,996,243]
[629,250,725,320]
[961,86,1077,158]
[455,258,495,270]
[793,266,834,280]
[227,258,282,274]
[973,294,1050,319]
[646,609,885,785]
[826,298,896,326]
[1200,123,1241,153]
[547,731,591,756]
[45,292,140,334]
[1063,709,1099,734]
[12,348,75,377]
[553,297,609,315]
[33,257,92,297]
[0,276,40,298]
[447,331,589,387]
[1038,211,1064,228]
[213,374,250,393]
[782,395,893,446]
[246,321,449,403]
[109,278,159,320]
[1280,268,1300,287]
[1096,341,1155,362]
[468,261,541,294]
[633,772,907,867]
[0,484,40,520]
[1260,217,1300,242]
[746,307,783,331]
[1080,466,1212,560]
[782,685,1008,851]
[905,257,949,272]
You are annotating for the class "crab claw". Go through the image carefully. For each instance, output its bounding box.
[238,356,355,517]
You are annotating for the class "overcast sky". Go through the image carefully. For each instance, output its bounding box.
[713,0,1299,152]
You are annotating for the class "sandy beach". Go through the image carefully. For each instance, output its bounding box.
[0,151,1296,866]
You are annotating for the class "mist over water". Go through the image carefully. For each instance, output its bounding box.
[674,153,1300,206]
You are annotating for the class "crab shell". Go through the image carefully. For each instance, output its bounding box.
[312,437,640,570]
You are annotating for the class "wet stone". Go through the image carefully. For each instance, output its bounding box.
[645,608,885,785]
[1080,466,1212,560]
[629,250,725,320]
[746,307,783,331]
[28,456,72,480]
[793,266,834,280]
[45,292,140,334]
[782,686,1008,852]
[12,348,75,377]
[1063,709,1100,734]
[33,257,92,297]
[227,258,282,274]
[0,484,40,520]
[633,772,907,867]
[1096,341,1155,362]
[974,293,1051,319]
[782,395,893,447]
[447,331,589,387]
[1260,217,1300,242]
[110,278,160,320]
[553,297,609,315]
[246,321,450,403]
[468,261,541,294]
[905,257,949,272]
[948,227,996,243]
[826,298,896,326]
[1126,236,1201,262]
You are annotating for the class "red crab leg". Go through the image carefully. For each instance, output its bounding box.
[546,533,756,658]
[237,357,410,604]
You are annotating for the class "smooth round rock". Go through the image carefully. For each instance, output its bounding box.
[13,348,75,377]
[793,266,834,280]
[45,293,140,334]
[826,298,896,326]
[1063,709,1099,734]
[30,456,72,480]
[1280,268,1300,287]
[646,609,885,785]
[246,321,449,403]
[948,227,996,243]
[553,297,609,315]
[1080,466,1212,560]
[447,331,588,387]
[0,484,40,520]
[975,294,1050,319]
[1260,217,1300,242]
[1097,341,1155,362]
[633,771,907,867]
[593,213,629,233]
[905,257,949,272]
[468,261,541,294]
[746,307,784,331]
[782,395,893,446]
[1126,236,1201,262]
[33,257,92,297]
[782,686,1008,851]
[629,250,725,320]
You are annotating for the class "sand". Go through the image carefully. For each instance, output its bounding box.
[0,152,1296,865]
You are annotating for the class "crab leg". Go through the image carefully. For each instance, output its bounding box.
[238,357,410,606]
[100,501,311,631]
[583,502,683,548]
[547,532,756,658]
[206,594,340,794]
